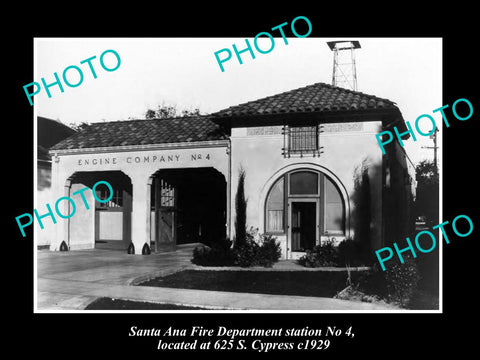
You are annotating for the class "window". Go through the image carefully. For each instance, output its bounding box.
[289,171,318,195]
[150,178,176,210]
[265,176,284,232]
[324,176,344,234]
[96,186,123,208]
[160,179,175,207]
[283,125,319,157]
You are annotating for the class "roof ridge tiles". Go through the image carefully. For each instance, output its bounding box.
[85,115,212,125]
[210,81,399,118]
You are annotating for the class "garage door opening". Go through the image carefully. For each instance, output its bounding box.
[149,167,226,252]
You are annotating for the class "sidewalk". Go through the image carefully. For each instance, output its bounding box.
[36,244,398,311]
[37,278,397,311]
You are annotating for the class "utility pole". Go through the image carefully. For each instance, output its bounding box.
[422,127,439,169]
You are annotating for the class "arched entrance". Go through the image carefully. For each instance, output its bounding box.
[263,167,348,259]
[66,171,132,250]
[149,167,226,253]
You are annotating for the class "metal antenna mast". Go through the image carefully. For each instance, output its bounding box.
[327,40,361,91]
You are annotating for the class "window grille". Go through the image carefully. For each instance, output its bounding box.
[160,179,175,207]
[282,124,322,157]
[98,189,123,208]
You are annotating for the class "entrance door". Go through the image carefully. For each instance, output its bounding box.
[288,200,319,258]
[156,209,176,251]
[153,177,177,252]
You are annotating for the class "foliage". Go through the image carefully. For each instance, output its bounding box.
[337,238,374,266]
[351,159,372,250]
[257,235,282,267]
[234,239,259,267]
[337,238,357,265]
[296,237,374,268]
[384,255,420,307]
[191,239,235,266]
[234,228,281,267]
[145,102,201,119]
[338,255,421,308]
[297,240,340,267]
[69,121,91,132]
[234,167,247,247]
[191,230,281,268]
[415,159,439,226]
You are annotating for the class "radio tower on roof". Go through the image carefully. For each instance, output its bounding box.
[327,40,361,91]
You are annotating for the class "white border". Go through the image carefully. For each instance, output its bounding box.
[33,37,443,314]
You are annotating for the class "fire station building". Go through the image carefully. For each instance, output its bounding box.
[47,82,416,259]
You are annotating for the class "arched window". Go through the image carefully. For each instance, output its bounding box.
[324,176,345,234]
[265,176,285,232]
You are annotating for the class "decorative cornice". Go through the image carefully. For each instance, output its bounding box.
[49,139,231,156]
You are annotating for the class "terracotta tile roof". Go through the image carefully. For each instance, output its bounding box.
[50,116,228,151]
[212,82,401,118]
[50,82,405,151]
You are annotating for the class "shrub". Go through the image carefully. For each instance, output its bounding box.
[384,255,420,307]
[337,238,374,266]
[349,265,389,299]
[234,239,259,267]
[341,257,421,308]
[337,238,357,265]
[191,238,235,266]
[257,235,282,267]
[297,238,375,268]
[297,250,321,268]
[192,233,281,268]
[234,229,281,267]
[297,240,340,267]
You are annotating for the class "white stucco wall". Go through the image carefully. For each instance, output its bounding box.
[68,182,95,250]
[229,121,384,259]
[50,143,229,253]
[36,188,54,247]
[36,165,54,247]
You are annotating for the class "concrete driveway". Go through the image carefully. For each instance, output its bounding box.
[37,244,196,310]
[36,244,400,311]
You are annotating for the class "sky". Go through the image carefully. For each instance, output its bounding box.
[34,37,442,166]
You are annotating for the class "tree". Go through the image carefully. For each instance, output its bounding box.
[180,108,201,117]
[234,167,247,247]
[351,159,372,250]
[145,102,201,119]
[415,159,439,226]
[69,121,91,132]
[145,109,156,119]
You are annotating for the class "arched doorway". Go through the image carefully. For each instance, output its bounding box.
[149,167,227,253]
[66,171,132,250]
[264,168,347,259]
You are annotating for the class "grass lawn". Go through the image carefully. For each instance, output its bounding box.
[85,298,207,310]
[84,269,438,310]
[138,269,359,298]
